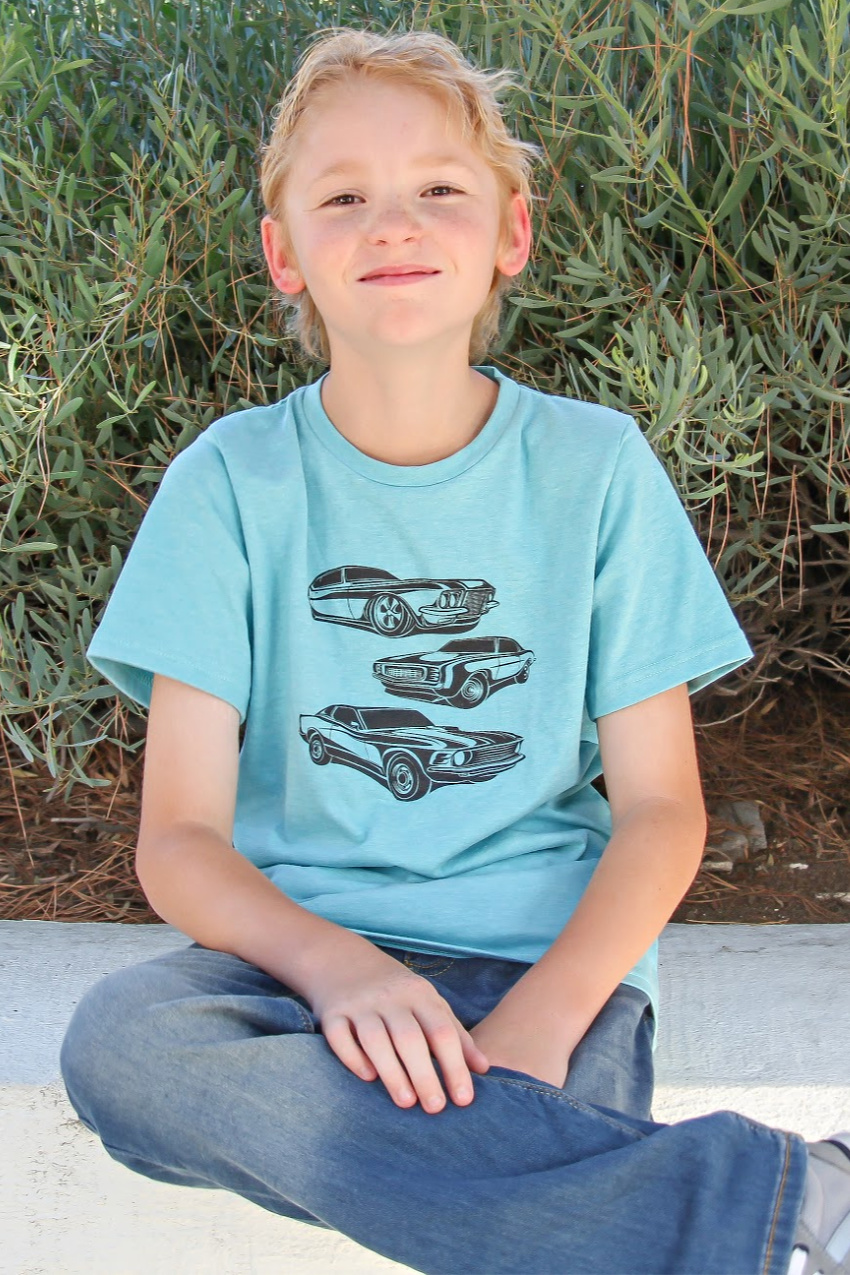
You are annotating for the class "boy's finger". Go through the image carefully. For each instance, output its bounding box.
[353,1013,423,1108]
[449,1012,489,1071]
[321,1013,378,1080]
[415,1013,477,1109]
[379,1011,452,1112]
[466,1038,491,1072]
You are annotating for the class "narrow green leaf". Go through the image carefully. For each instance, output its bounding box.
[712,161,760,224]
[4,542,59,554]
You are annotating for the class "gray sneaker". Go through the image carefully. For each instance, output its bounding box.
[788,1134,850,1275]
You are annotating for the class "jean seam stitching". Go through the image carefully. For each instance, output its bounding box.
[761,1131,793,1275]
[404,955,456,976]
[290,999,316,1033]
[486,1074,646,1137]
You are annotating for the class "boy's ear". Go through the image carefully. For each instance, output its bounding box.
[495,191,533,280]
[261,215,306,296]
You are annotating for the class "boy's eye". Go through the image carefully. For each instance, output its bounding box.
[323,186,461,207]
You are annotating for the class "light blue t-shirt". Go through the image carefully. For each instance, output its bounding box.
[87,364,754,1045]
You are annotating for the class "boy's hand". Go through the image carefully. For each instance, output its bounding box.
[306,948,490,1113]
[467,981,580,1090]
[468,1015,572,1090]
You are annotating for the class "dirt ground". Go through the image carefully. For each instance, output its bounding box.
[1,671,849,925]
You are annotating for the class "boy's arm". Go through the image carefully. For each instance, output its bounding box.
[474,682,706,1058]
[136,674,388,1002]
[140,674,494,1111]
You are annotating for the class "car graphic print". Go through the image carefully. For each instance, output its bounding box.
[299,705,524,801]
[372,635,536,708]
[308,565,498,636]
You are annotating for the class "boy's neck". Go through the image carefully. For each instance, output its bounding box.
[319,357,499,468]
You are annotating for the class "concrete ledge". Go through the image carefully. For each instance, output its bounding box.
[3,920,849,1274]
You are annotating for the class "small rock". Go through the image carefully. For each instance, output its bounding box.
[702,798,767,872]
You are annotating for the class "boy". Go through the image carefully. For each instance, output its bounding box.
[61,25,850,1275]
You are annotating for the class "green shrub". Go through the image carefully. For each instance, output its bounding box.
[2,0,849,794]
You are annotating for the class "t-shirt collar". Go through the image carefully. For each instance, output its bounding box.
[298,363,520,486]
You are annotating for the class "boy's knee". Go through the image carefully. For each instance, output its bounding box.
[59,964,162,1110]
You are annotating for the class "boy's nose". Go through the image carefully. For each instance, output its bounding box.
[366,203,423,237]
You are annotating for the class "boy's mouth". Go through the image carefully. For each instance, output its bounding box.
[359,265,441,281]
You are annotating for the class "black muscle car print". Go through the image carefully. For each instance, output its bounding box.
[309,565,498,636]
[372,636,536,708]
[298,705,524,801]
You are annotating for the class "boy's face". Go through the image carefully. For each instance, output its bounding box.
[261,76,530,358]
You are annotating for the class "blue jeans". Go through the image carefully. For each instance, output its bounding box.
[59,941,806,1274]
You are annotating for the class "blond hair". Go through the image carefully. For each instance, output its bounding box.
[258,24,545,365]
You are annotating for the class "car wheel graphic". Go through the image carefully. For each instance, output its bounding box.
[367,593,416,636]
[307,732,331,764]
[450,672,489,708]
[516,661,532,683]
[384,751,431,800]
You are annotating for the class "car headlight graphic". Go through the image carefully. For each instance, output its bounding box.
[432,748,471,766]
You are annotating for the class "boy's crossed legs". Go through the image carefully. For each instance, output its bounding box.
[60,942,816,1275]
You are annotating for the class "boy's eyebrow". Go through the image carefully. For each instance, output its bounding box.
[308,152,477,187]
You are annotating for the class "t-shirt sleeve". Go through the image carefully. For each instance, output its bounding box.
[585,417,754,720]
[86,433,252,723]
